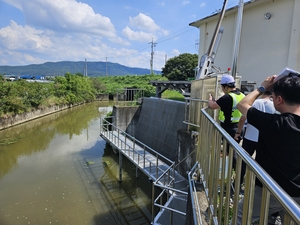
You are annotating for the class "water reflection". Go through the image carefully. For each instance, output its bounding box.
[0,101,151,225]
[0,103,111,179]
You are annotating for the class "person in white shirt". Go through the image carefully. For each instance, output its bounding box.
[234,90,277,186]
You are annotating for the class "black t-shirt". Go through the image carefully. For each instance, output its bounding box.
[216,89,243,128]
[247,107,300,197]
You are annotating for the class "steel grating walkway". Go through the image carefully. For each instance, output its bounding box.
[100,131,187,189]
[100,118,189,225]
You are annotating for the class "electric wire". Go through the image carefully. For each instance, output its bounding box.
[102,0,244,62]
[108,25,196,61]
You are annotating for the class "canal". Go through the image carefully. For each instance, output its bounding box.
[0,102,152,225]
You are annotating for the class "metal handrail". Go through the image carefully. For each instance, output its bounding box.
[100,116,186,224]
[101,117,174,167]
[188,105,300,224]
[101,119,174,185]
[188,163,203,225]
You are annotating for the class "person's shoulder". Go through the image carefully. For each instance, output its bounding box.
[248,107,267,116]
[283,113,300,120]
[252,99,265,107]
[216,94,231,106]
[230,89,245,96]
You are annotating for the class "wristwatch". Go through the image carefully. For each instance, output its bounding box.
[257,86,266,94]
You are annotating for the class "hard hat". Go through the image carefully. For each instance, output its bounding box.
[220,74,235,85]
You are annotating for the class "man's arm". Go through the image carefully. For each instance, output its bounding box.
[237,75,276,117]
[208,94,220,109]
[234,115,246,141]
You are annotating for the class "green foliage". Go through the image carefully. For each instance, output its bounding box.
[54,73,96,104]
[0,73,181,118]
[161,90,184,101]
[162,53,198,81]
[95,74,167,97]
[0,73,97,117]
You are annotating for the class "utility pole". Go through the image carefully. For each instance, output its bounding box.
[85,58,87,77]
[105,55,109,76]
[149,38,157,74]
[165,54,167,66]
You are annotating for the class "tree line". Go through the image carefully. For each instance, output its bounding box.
[0,73,168,118]
[0,53,197,118]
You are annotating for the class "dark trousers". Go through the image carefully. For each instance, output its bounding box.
[221,123,240,168]
[240,138,257,184]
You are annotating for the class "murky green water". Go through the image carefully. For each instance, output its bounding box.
[0,102,152,225]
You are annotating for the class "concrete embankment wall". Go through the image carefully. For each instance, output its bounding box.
[0,104,73,130]
[0,96,109,130]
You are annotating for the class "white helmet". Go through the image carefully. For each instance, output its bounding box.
[220,74,235,86]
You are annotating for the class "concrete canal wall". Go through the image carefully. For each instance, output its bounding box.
[0,104,73,130]
[0,95,108,130]
[113,97,197,174]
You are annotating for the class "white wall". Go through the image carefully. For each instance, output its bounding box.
[192,0,300,86]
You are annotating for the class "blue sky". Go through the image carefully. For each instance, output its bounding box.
[0,0,241,71]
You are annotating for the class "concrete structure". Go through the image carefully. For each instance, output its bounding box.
[112,98,195,173]
[190,0,300,85]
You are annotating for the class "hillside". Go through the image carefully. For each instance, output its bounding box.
[0,61,162,76]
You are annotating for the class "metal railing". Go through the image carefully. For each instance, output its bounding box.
[100,116,175,180]
[186,103,300,224]
[152,164,188,224]
[100,116,189,224]
[116,88,144,105]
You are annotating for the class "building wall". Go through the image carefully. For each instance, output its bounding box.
[192,0,300,85]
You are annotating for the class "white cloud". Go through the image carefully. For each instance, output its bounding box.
[122,26,156,42]
[0,21,53,51]
[129,13,161,32]
[4,0,117,38]
[200,2,206,7]
[0,0,198,71]
[171,49,180,56]
[182,0,190,5]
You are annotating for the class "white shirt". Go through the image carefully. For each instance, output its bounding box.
[244,98,277,142]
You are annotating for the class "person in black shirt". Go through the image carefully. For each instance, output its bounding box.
[208,74,245,141]
[234,73,300,224]
[208,74,245,163]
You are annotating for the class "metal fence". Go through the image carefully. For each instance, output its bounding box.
[116,88,144,105]
[100,116,189,225]
[186,99,300,225]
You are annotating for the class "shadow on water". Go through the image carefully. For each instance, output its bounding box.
[79,143,152,225]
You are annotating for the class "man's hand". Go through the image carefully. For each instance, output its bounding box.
[208,94,215,101]
[208,94,220,109]
[261,75,276,90]
[237,75,276,118]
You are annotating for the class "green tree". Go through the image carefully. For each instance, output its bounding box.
[162,53,198,81]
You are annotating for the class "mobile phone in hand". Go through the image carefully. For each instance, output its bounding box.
[210,94,215,101]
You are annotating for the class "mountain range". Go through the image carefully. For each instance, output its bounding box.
[0,61,162,77]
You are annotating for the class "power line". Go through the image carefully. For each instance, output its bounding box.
[100,25,196,61]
